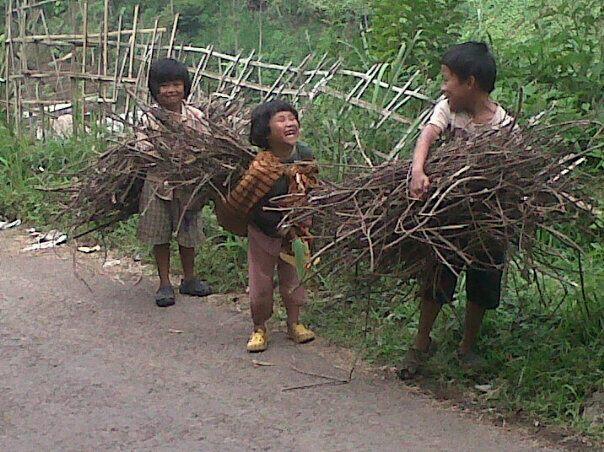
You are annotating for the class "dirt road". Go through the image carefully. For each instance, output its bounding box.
[0,230,555,451]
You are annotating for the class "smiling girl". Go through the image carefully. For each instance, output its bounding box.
[224,100,316,352]
[137,58,213,307]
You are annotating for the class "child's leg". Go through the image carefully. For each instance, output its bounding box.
[248,227,279,330]
[414,297,442,351]
[414,264,457,351]
[178,245,196,281]
[153,243,171,288]
[276,258,306,328]
[459,300,486,354]
[462,250,505,354]
[138,180,173,290]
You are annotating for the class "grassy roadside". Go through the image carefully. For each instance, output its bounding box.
[1,126,602,443]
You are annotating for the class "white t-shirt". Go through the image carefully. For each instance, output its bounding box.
[427,99,516,138]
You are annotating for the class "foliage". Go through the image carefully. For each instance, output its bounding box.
[368,0,464,78]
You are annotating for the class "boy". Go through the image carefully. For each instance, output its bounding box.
[400,42,516,378]
[137,58,213,307]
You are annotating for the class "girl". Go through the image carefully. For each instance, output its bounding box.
[222,100,316,352]
[138,58,213,307]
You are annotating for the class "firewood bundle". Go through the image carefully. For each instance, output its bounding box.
[281,121,601,282]
[55,97,255,236]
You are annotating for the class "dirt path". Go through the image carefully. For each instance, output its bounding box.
[0,230,555,451]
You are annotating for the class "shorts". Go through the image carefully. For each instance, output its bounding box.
[420,249,505,310]
[137,180,204,248]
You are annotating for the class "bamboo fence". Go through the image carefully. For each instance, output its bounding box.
[2,0,433,141]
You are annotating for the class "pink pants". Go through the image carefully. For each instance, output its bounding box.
[247,224,307,326]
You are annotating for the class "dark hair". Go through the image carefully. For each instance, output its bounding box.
[249,99,299,149]
[148,58,192,101]
[442,42,497,93]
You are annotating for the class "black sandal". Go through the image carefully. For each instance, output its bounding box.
[179,278,213,297]
[155,286,176,307]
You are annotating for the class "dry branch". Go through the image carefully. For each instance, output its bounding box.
[282,121,602,284]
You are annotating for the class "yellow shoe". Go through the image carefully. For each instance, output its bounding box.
[288,323,315,344]
[247,329,269,353]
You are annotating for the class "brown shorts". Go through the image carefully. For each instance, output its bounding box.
[137,180,204,248]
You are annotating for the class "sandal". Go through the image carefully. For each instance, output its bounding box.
[397,338,437,380]
[287,323,315,344]
[179,278,213,297]
[155,286,175,307]
[247,329,269,353]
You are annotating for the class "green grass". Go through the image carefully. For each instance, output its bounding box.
[302,251,604,440]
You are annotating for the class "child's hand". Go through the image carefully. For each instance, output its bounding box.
[410,171,430,200]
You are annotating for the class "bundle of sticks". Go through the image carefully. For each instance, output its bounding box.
[56,96,254,237]
[282,121,601,281]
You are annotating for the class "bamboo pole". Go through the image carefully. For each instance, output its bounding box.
[127,5,138,79]
[217,51,241,93]
[123,43,432,102]
[124,5,139,122]
[146,18,159,103]
[11,0,56,13]
[227,49,255,102]
[263,61,292,102]
[112,12,123,105]
[102,0,109,77]
[81,1,88,73]
[81,1,88,132]
[4,0,12,130]
[70,1,78,137]
[292,52,327,104]
[166,13,179,58]
[7,28,167,43]
[35,80,45,140]
[13,0,24,136]
[39,10,63,94]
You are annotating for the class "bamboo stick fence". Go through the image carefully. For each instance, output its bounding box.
[2,0,433,141]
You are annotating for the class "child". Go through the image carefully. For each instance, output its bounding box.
[223,100,316,352]
[137,58,213,307]
[400,42,516,377]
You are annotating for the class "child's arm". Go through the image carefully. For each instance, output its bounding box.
[410,124,441,199]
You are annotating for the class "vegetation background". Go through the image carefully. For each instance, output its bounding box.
[0,0,602,441]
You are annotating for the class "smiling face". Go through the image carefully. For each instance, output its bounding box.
[156,80,185,112]
[267,110,300,148]
[441,65,475,113]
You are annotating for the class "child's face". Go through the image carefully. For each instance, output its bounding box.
[156,80,185,110]
[268,110,300,148]
[440,65,475,112]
